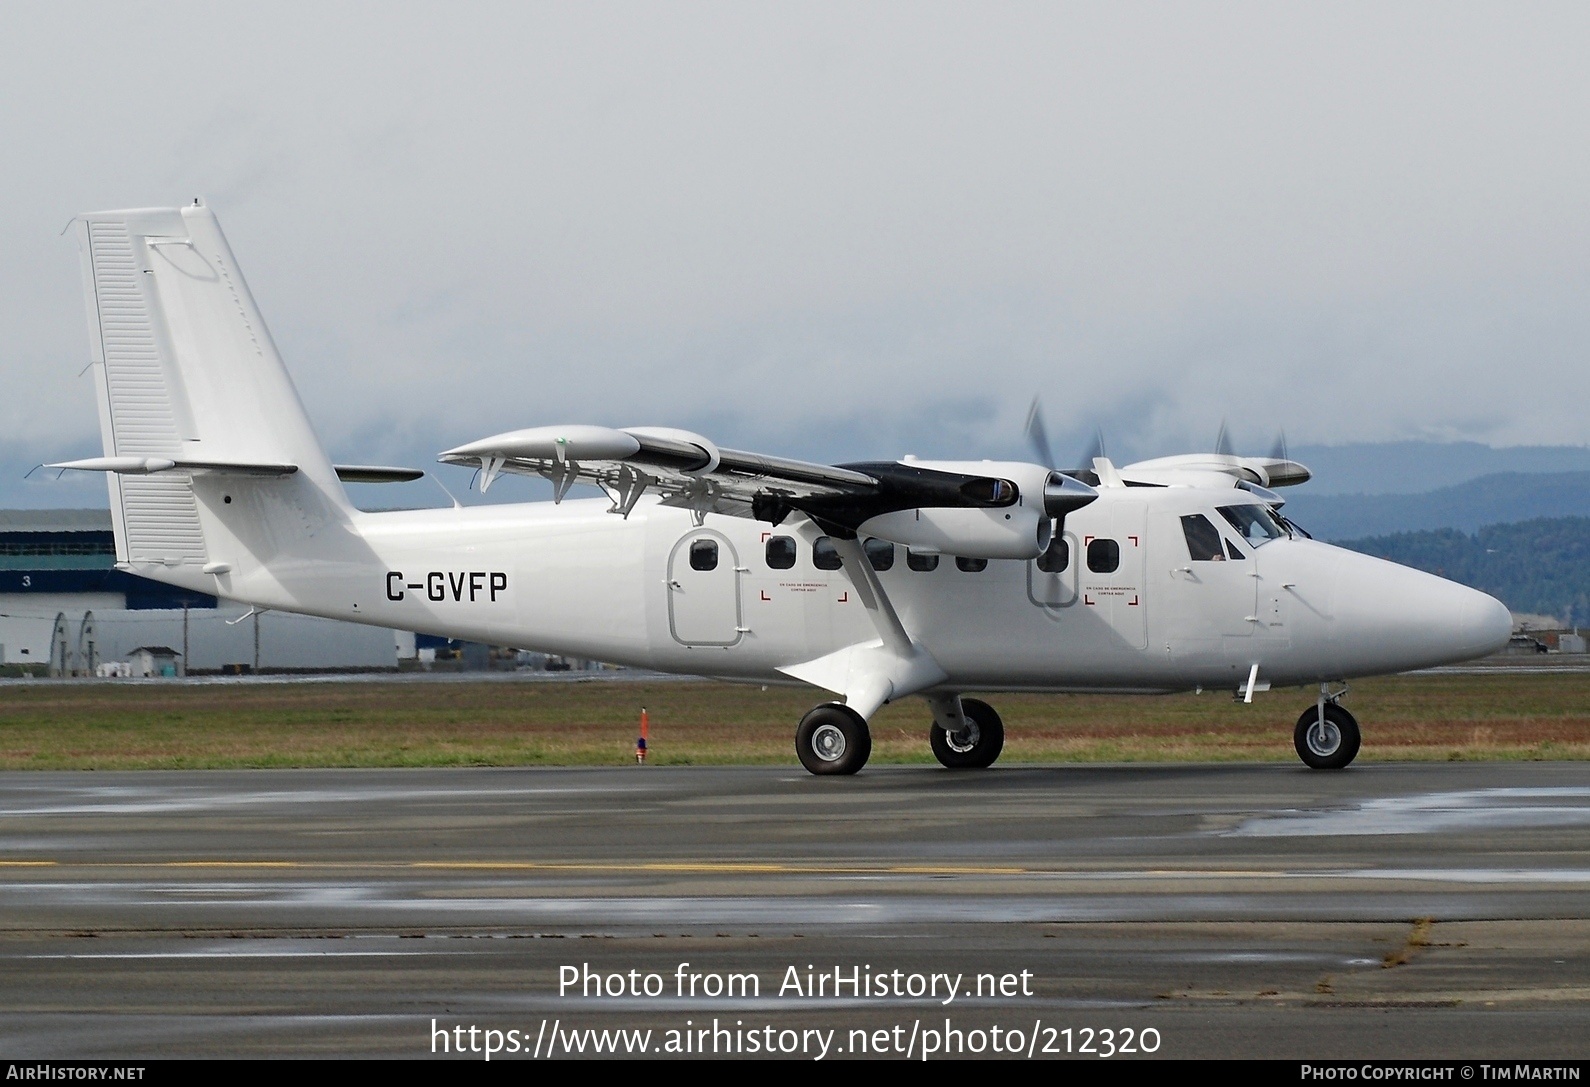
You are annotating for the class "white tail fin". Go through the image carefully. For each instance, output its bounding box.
[75,203,352,580]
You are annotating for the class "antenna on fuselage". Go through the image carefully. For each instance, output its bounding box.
[432,476,464,509]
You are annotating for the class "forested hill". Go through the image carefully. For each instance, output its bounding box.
[1333,517,1590,626]
[1280,472,1590,540]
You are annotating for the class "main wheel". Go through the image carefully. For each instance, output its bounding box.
[1293,703,1361,770]
[930,697,1005,769]
[796,703,872,775]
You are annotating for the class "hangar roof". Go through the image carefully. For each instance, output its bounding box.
[0,510,112,534]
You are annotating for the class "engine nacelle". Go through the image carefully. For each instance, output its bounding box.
[859,503,1051,560]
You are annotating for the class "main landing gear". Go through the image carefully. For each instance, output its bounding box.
[795,703,873,775]
[1294,687,1361,770]
[793,696,1008,775]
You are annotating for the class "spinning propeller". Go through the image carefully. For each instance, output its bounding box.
[1023,397,1104,533]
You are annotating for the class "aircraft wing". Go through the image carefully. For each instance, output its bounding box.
[437,424,1090,530]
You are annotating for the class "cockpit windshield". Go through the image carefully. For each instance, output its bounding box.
[1217,504,1288,547]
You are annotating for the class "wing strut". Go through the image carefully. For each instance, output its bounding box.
[777,538,947,720]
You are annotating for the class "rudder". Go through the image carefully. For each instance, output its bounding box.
[73,202,353,580]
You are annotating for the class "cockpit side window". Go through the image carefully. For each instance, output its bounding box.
[1180,514,1225,561]
[1218,504,1287,547]
[1225,538,1245,561]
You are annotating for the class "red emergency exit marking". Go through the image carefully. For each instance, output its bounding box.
[1128,535,1139,546]
[837,591,850,603]
[760,590,771,601]
[1084,535,1095,546]
[1084,594,1096,606]
[1128,595,1139,606]
[760,531,771,542]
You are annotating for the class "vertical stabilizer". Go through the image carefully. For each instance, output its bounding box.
[75,203,353,585]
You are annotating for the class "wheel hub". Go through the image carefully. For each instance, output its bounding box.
[810,722,847,762]
[944,723,981,753]
[1307,718,1341,757]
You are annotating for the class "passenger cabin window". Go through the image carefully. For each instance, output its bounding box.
[863,538,895,571]
[765,535,796,570]
[1086,538,1120,574]
[1218,504,1287,548]
[955,557,988,573]
[1179,515,1225,562]
[1036,537,1070,573]
[907,549,939,572]
[689,539,719,571]
[812,537,843,571]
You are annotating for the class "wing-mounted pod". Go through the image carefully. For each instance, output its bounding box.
[859,505,1051,560]
[854,468,1099,559]
[848,460,1097,560]
[1118,452,1312,490]
[440,424,646,502]
[1253,457,1311,488]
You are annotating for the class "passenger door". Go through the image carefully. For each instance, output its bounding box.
[667,530,744,647]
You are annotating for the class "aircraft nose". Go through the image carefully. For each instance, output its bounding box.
[1327,551,1514,671]
[1458,590,1514,658]
[1413,578,1513,663]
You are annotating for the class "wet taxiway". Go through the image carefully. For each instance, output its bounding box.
[2,762,1588,1059]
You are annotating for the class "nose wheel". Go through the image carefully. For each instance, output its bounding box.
[1294,702,1360,770]
[795,703,872,775]
[930,697,1005,769]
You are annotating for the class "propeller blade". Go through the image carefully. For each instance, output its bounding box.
[1077,427,1107,472]
[1024,397,1056,468]
[1269,429,1289,462]
[1214,421,1235,457]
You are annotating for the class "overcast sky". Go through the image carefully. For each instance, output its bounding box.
[4,2,1589,508]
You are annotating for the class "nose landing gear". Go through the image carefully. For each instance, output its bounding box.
[1294,686,1360,770]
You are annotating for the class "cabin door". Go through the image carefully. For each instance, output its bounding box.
[667,530,744,647]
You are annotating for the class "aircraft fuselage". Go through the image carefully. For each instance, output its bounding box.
[157,483,1510,699]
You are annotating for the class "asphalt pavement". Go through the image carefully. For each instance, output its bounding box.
[2,762,1588,1059]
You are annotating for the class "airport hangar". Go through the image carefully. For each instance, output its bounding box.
[0,509,409,674]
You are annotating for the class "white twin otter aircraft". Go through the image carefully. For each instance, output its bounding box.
[51,203,1512,775]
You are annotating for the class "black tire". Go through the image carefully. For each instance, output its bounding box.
[1293,703,1361,770]
[796,703,872,776]
[930,697,1005,769]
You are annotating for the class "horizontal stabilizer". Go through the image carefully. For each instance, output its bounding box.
[333,464,425,484]
[49,456,298,477]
